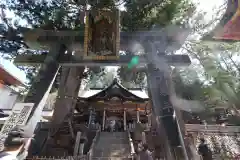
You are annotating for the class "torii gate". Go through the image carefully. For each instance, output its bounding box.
[2,4,192,160]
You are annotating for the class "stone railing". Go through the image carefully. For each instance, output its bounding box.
[127,130,136,159]
[86,129,100,160]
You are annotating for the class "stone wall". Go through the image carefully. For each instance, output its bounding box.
[186,124,240,159]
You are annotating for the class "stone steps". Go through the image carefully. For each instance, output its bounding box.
[92,132,131,159]
[96,139,129,145]
[91,158,132,160]
[95,144,129,148]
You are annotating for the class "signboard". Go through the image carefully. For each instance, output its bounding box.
[0,103,34,150]
[83,8,120,60]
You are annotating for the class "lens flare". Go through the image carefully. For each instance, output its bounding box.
[128,56,139,69]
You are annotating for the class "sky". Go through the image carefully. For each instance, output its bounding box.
[0,0,226,84]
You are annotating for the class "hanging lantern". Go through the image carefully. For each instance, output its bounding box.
[214,17,240,40]
[214,0,240,40]
[0,81,3,88]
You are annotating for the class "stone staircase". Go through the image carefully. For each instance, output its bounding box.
[92,132,132,160]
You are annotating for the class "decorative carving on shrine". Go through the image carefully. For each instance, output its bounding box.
[106,96,122,106]
[84,8,120,60]
[110,97,121,101]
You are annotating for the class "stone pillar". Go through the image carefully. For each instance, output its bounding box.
[79,131,88,156]
[74,132,81,156]
[137,110,140,123]
[102,108,106,131]
[124,109,127,131]
[147,114,152,128]
[88,108,93,128]
[142,132,146,144]
[79,143,85,155]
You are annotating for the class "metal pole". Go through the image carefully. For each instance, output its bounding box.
[88,108,92,128]
[147,114,151,129]
[102,108,106,131]
[175,111,189,160]
[124,109,127,131]
[74,132,81,156]
[137,110,140,123]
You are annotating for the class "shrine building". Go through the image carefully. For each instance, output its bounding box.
[0,59,25,122]
[35,78,151,129]
[26,78,153,157]
[77,78,150,130]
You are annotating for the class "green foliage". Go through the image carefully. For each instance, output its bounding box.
[118,0,193,88]
[189,42,240,108]
[179,40,240,124]
[6,0,86,30]
[172,69,204,101]
[122,0,193,30]
[84,68,115,89]
[117,66,147,89]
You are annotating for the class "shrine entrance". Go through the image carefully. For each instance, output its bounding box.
[105,111,124,132]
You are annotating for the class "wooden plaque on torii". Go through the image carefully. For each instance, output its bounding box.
[84,8,120,60]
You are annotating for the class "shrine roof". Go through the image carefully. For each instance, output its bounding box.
[0,59,26,86]
[78,89,149,99]
[78,79,149,102]
[202,0,240,41]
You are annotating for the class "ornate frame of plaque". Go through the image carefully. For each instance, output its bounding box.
[83,8,120,60]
